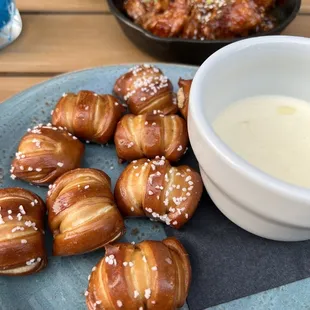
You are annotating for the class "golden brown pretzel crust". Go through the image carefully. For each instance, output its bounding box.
[177,78,192,120]
[51,91,125,144]
[113,64,178,115]
[46,168,125,256]
[114,114,188,162]
[0,188,47,276]
[86,237,191,310]
[10,124,84,186]
[115,158,203,229]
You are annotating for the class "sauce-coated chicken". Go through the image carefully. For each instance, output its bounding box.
[124,0,275,39]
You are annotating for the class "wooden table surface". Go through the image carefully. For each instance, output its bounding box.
[0,0,310,102]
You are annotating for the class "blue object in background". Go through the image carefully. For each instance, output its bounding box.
[0,0,13,29]
[0,0,22,49]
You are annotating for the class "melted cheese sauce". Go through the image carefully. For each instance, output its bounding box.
[213,95,310,188]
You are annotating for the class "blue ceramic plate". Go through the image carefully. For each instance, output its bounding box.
[0,64,196,310]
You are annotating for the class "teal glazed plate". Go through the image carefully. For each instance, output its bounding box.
[0,64,195,310]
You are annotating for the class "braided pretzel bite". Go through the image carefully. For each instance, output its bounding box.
[177,78,192,120]
[46,168,125,256]
[10,124,84,186]
[0,188,47,276]
[113,64,178,115]
[86,237,191,310]
[114,114,188,162]
[115,157,203,229]
[51,91,125,144]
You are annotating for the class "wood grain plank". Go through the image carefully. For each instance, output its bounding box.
[0,77,49,103]
[0,15,156,73]
[16,0,109,13]
[0,14,309,74]
[283,15,310,36]
[301,0,310,13]
[16,0,310,13]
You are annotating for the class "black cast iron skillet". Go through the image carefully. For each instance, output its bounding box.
[107,0,301,65]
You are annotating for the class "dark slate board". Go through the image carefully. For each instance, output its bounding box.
[166,146,310,310]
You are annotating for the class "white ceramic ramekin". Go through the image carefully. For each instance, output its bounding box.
[189,36,310,241]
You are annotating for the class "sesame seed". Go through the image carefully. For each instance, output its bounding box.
[26,258,36,266]
[12,226,25,233]
[135,173,140,177]
[57,162,64,167]
[123,262,128,266]
[20,166,24,170]
[105,254,115,265]
[131,207,134,212]
[129,262,134,267]
[37,257,42,262]
[145,121,148,125]
[84,185,90,189]
[8,210,12,214]
[131,241,135,245]
[36,168,42,172]
[177,145,183,151]
[88,275,91,281]
[148,191,154,195]
[10,174,16,180]
[86,140,90,144]
[84,291,89,296]
[185,176,192,182]
[144,288,151,299]
[151,266,157,271]
[19,205,26,215]
[151,301,156,304]
[117,300,123,307]
[134,290,139,298]
[62,93,67,97]
[96,301,101,305]
[21,239,27,244]
[139,308,143,310]
[8,215,13,220]
[28,167,33,171]
[92,267,97,272]
[172,221,178,225]
[142,256,147,263]
[165,257,172,264]
[185,213,189,219]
